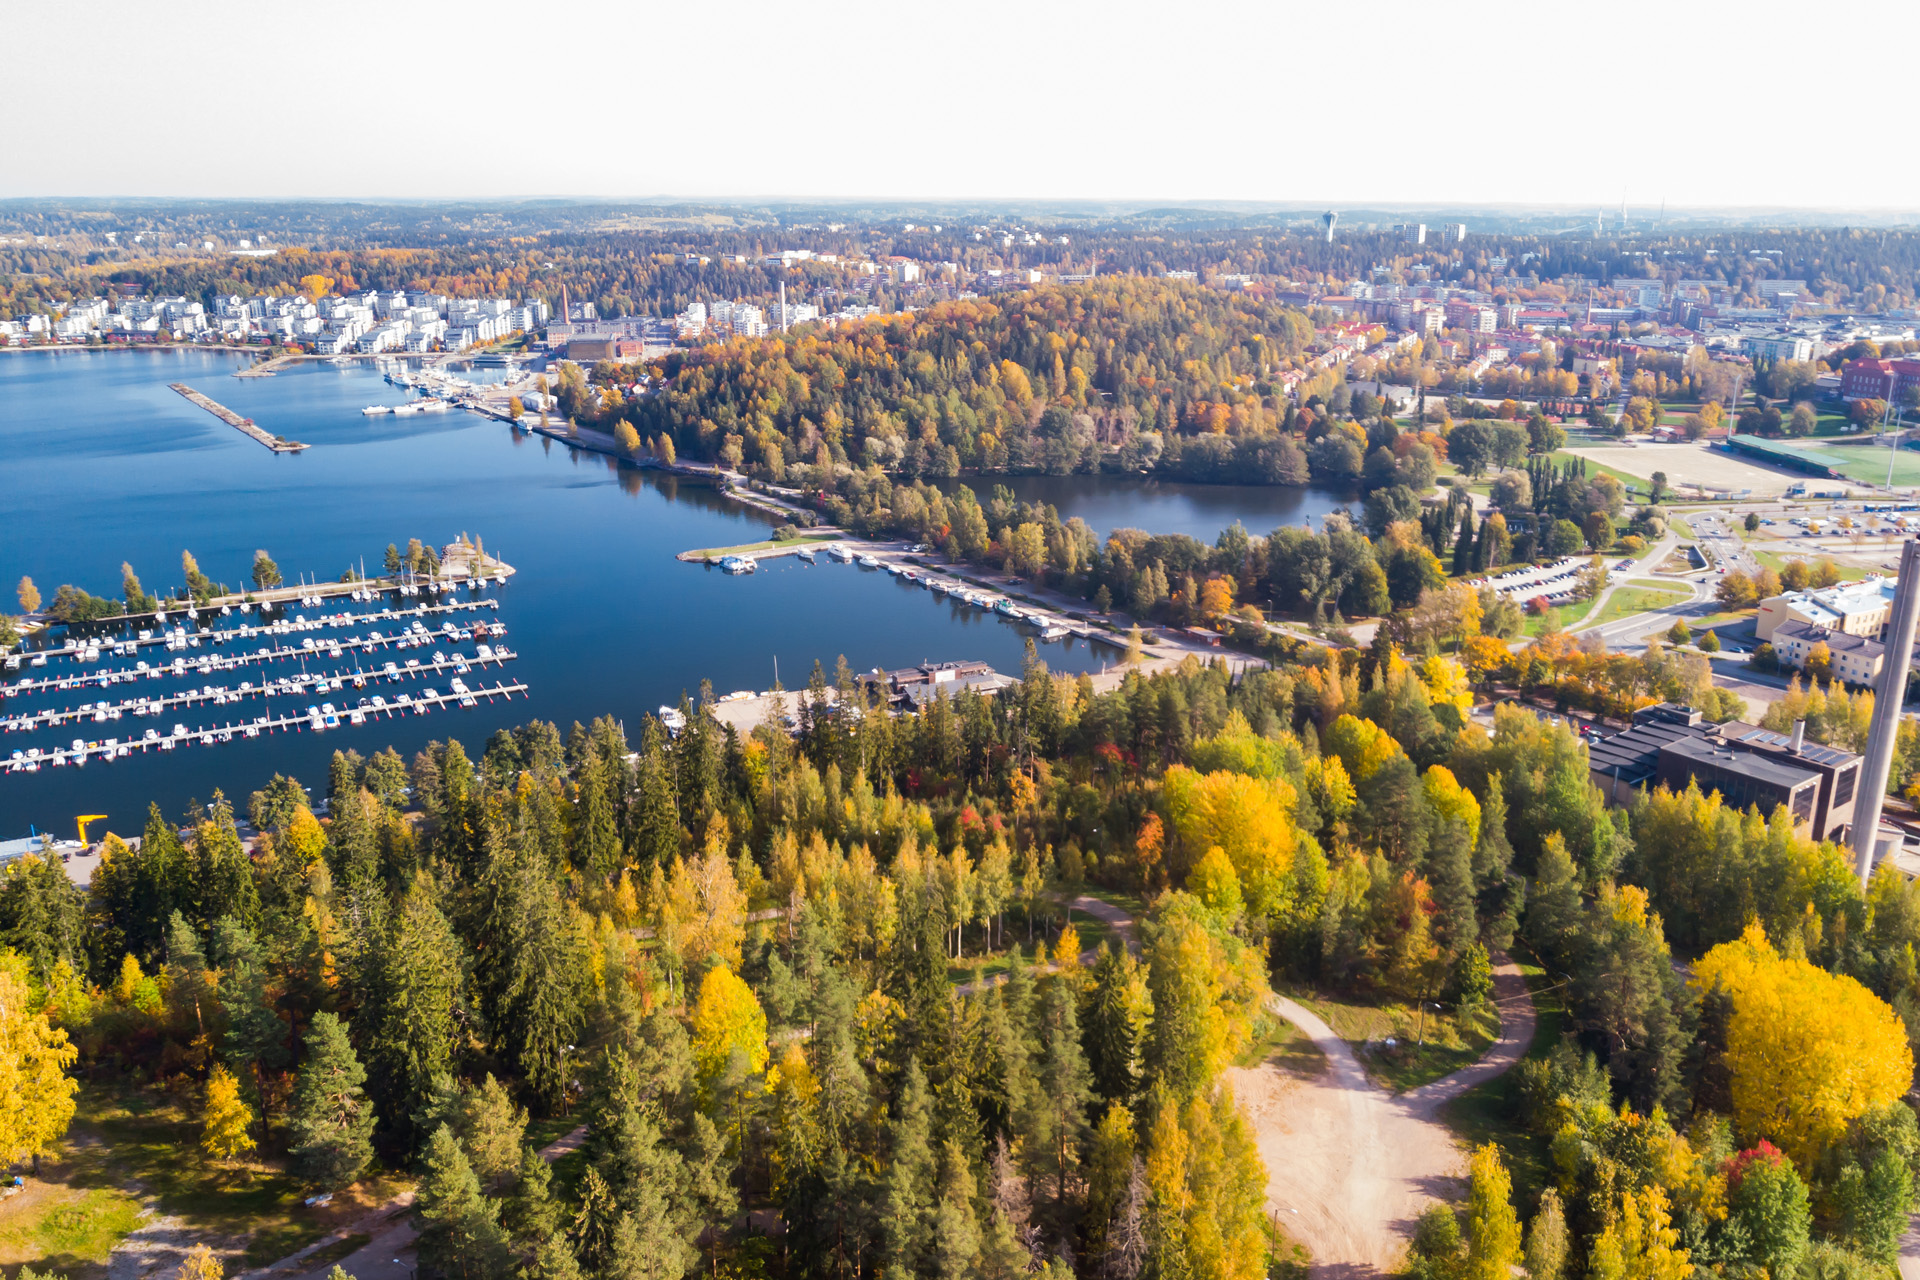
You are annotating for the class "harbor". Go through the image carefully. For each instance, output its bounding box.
[2,565,529,777]
[169,382,309,451]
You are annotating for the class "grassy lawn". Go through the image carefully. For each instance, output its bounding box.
[1234,1005,1328,1078]
[1668,516,1696,539]
[1279,987,1500,1094]
[684,532,839,560]
[1750,550,1873,582]
[51,1079,413,1272]
[1522,606,1572,638]
[1577,587,1689,631]
[1440,961,1566,1210]
[1549,449,1649,491]
[0,1182,145,1277]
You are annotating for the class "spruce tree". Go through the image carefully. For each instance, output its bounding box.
[1084,944,1141,1107]
[632,718,680,869]
[416,1125,512,1280]
[362,876,463,1149]
[472,820,584,1107]
[502,1145,562,1243]
[290,1012,376,1191]
[881,1059,937,1276]
[932,1138,982,1280]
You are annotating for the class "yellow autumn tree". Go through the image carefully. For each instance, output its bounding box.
[689,965,768,1087]
[1142,1092,1269,1280]
[201,1064,256,1164]
[1422,765,1482,847]
[0,957,79,1166]
[178,1243,223,1280]
[1160,766,1324,923]
[1464,1143,1521,1280]
[1586,1186,1689,1280]
[1692,923,1912,1170]
[1323,714,1404,781]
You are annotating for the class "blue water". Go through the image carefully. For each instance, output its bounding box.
[0,350,1326,837]
[932,474,1356,543]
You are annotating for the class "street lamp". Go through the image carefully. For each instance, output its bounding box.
[394,1259,416,1280]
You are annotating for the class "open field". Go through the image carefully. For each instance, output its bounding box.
[1563,443,1798,495]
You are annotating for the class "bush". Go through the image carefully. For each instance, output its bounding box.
[770,525,798,542]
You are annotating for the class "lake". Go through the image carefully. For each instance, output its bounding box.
[0,349,1334,837]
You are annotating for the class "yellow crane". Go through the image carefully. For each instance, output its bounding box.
[74,815,108,846]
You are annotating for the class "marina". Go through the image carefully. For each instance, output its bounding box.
[1,350,1198,830]
[5,679,531,775]
[169,382,309,451]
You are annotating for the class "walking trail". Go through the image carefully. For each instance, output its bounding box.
[212,1126,588,1280]
[1224,958,1537,1280]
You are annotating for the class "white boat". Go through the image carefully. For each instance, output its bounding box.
[362,405,393,416]
[856,555,882,569]
[828,544,855,563]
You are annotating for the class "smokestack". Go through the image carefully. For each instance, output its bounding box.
[779,280,788,333]
[1852,537,1920,884]
[1790,720,1805,754]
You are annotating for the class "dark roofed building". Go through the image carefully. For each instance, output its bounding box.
[1588,704,1709,804]
[1655,736,1824,834]
[1716,722,1862,842]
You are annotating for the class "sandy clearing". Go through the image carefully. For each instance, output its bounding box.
[1563,443,1798,495]
[1225,957,1537,1280]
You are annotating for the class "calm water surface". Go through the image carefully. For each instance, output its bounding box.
[0,351,1324,836]
[934,473,1356,542]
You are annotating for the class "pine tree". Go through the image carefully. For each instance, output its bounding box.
[416,1125,512,1280]
[569,1166,620,1274]
[881,1059,937,1277]
[1452,509,1475,577]
[1031,977,1093,1204]
[1474,774,1520,951]
[1426,815,1478,955]
[632,718,680,869]
[289,1012,376,1191]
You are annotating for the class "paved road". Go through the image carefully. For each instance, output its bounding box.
[1227,959,1538,1279]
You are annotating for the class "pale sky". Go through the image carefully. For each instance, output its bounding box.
[10,0,1917,215]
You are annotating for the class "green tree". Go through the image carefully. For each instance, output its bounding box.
[1727,1144,1812,1278]
[289,1012,376,1191]
[503,1145,563,1243]
[881,1059,937,1276]
[362,876,463,1148]
[1524,1188,1568,1280]
[252,550,282,590]
[416,1124,513,1280]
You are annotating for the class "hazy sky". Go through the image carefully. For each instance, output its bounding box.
[11,0,1918,213]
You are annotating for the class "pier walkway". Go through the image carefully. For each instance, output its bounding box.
[170,382,309,451]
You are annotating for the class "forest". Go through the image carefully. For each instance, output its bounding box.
[1,633,1919,1280]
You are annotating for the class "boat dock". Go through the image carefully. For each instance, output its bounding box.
[169,383,309,451]
[9,598,504,672]
[5,680,531,775]
[4,647,519,733]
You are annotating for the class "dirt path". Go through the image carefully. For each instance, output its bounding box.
[233,1125,587,1280]
[1224,956,1537,1280]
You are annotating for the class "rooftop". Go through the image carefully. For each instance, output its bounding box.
[1660,735,1823,790]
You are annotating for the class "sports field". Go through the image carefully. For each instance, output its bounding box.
[1724,434,1920,489]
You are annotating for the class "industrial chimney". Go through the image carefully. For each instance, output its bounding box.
[1852,537,1920,884]
[1322,210,1338,244]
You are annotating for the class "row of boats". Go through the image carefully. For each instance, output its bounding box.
[6,603,503,683]
[5,679,529,774]
[4,644,516,733]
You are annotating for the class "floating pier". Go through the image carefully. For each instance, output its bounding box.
[170,383,309,452]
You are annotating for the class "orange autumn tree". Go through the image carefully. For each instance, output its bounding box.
[1692,923,1912,1170]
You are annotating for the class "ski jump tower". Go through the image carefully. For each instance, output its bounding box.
[1852,537,1920,884]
